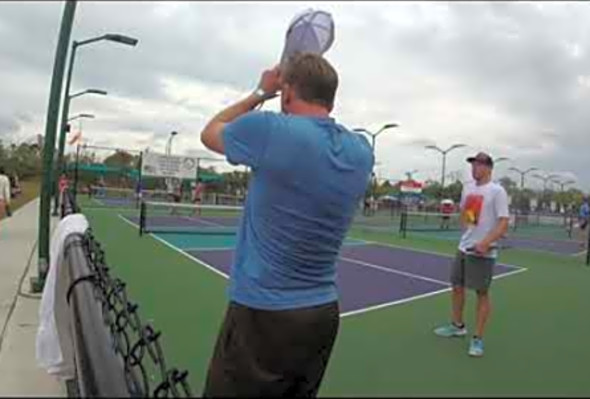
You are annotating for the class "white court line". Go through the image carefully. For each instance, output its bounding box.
[340,287,452,318]
[180,215,221,227]
[183,246,235,252]
[117,214,229,279]
[341,266,528,318]
[350,238,524,271]
[339,256,450,287]
[573,249,588,257]
[149,233,230,279]
[117,214,527,317]
[118,214,141,229]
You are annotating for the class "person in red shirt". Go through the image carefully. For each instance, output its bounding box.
[58,173,69,197]
[193,178,205,216]
[440,199,455,230]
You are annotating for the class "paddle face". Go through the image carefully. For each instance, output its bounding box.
[279,9,335,68]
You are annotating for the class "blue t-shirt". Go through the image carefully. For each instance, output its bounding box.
[222,111,374,310]
[580,202,589,219]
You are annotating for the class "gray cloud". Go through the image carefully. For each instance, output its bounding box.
[1,1,589,189]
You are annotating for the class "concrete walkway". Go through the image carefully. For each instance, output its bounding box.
[0,198,65,396]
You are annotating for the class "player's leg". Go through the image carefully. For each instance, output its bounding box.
[465,254,494,357]
[577,221,588,249]
[434,251,467,337]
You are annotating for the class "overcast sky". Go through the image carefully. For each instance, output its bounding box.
[1,1,589,191]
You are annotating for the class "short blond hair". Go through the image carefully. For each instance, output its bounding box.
[282,53,338,109]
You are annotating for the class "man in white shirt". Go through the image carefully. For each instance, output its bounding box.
[0,167,12,218]
[434,152,510,357]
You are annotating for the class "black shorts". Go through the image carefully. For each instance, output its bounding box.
[203,301,340,398]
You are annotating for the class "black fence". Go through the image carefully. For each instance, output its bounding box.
[60,189,193,397]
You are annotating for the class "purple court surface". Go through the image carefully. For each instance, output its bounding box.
[184,243,523,316]
[500,235,583,255]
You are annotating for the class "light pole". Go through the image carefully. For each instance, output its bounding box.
[551,178,576,193]
[353,123,399,152]
[53,89,106,213]
[68,113,95,122]
[166,131,179,156]
[165,131,179,193]
[424,143,467,197]
[533,173,558,212]
[508,167,538,189]
[51,112,95,215]
[405,169,418,180]
[54,32,138,213]
[533,173,558,191]
[35,0,77,293]
[508,166,538,215]
[551,177,575,215]
[353,123,399,202]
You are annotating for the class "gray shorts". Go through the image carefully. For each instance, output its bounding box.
[450,251,495,291]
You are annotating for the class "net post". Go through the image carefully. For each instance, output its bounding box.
[399,210,407,238]
[136,151,143,209]
[139,200,145,237]
[586,226,590,266]
[73,143,80,202]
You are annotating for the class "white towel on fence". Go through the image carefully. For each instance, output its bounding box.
[36,213,89,380]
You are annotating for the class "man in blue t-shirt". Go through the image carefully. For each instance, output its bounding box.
[199,53,374,397]
[578,197,589,248]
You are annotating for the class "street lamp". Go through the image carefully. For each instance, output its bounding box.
[67,113,95,122]
[424,143,467,195]
[533,173,559,212]
[54,32,138,214]
[353,122,399,152]
[34,0,76,294]
[550,178,576,192]
[164,131,179,193]
[166,131,179,156]
[353,123,399,203]
[551,177,576,215]
[508,166,538,216]
[69,88,108,100]
[52,112,96,216]
[52,88,106,213]
[533,173,559,192]
[405,169,418,180]
[508,166,538,189]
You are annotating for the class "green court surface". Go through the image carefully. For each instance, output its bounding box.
[83,206,590,396]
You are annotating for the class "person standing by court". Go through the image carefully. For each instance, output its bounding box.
[0,166,12,218]
[192,178,205,216]
[434,152,509,357]
[199,53,374,397]
[577,196,589,249]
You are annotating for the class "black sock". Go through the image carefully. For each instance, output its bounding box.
[473,335,481,340]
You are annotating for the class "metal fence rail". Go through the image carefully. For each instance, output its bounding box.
[61,189,192,397]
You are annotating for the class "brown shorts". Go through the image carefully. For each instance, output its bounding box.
[450,251,495,291]
[203,301,340,398]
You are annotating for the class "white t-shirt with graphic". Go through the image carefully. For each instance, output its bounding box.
[458,181,510,258]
